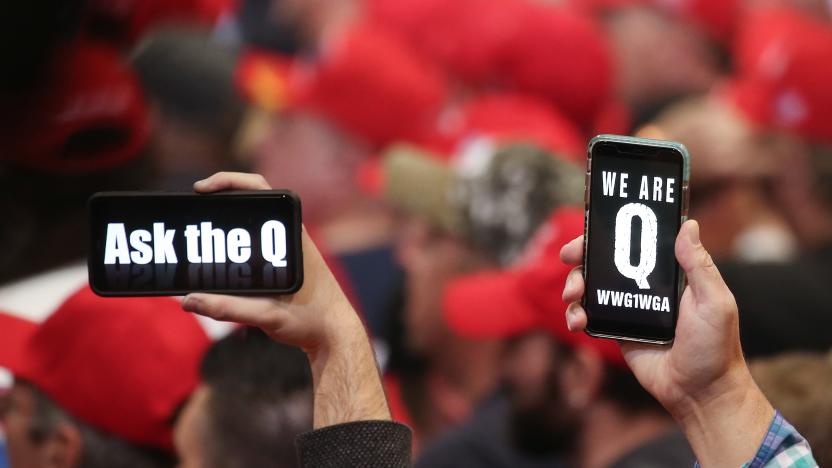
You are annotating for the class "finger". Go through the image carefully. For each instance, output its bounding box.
[565,302,588,332]
[562,266,585,304]
[194,172,271,193]
[560,235,585,265]
[182,293,285,328]
[675,220,729,302]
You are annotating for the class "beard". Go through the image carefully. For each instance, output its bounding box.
[507,371,581,457]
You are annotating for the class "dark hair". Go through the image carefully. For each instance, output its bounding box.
[199,327,313,468]
[23,382,176,468]
[0,0,86,97]
[599,363,665,414]
[0,154,157,286]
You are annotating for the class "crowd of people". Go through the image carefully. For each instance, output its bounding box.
[1,0,831,467]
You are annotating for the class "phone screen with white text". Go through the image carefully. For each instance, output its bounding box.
[88,191,303,296]
[583,140,686,343]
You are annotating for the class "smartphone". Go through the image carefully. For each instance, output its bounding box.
[88,191,303,296]
[582,135,690,344]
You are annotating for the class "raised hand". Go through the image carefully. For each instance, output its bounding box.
[183,172,390,428]
[561,220,774,467]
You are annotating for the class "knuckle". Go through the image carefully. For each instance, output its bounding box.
[723,290,738,312]
[698,248,716,270]
[210,298,231,321]
[255,174,270,189]
[710,292,736,315]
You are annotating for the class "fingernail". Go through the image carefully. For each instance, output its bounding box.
[193,179,208,190]
[565,306,576,332]
[182,294,202,312]
[688,220,700,246]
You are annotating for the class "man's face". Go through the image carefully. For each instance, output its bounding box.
[395,216,492,354]
[504,335,581,456]
[1,385,47,468]
[174,385,212,468]
[609,8,718,109]
[251,113,363,223]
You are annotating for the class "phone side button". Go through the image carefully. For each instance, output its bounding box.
[584,172,590,206]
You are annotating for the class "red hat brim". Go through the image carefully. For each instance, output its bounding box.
[443,269,539,340]
[0,313,37,373]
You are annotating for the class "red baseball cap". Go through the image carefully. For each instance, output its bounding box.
[0,313,36,372]
[8,286,210,451]
[367,0,526,86]
[236,23,448,149]
[725,6,832,143]
[1,41,149,173]
[361,92,586,199]
[447,93,587,161]
[500,4,614,131]
[443,208,626,366]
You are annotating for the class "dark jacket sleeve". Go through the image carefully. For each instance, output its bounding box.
[296,420,412,468]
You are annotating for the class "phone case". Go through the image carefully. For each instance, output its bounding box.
[582,135,691,345]
[87,190,304,297]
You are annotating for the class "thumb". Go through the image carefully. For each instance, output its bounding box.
[675,220,727,303]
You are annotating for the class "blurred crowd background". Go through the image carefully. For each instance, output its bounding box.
[1,0,832,467]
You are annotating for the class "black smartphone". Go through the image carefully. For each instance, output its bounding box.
[88,191,303,296]
[582,135,690,344]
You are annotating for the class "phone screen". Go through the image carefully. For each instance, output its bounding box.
[583,138,686,343]
[88,191,303,296]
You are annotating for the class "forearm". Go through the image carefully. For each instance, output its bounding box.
[307,304,391,428]
[672,365,775,467]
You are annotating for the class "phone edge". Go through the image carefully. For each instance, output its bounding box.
[86,190,306,297]
[581,134,691,345]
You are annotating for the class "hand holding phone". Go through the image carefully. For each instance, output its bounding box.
[561,220,775,467]
[180,172,391,429]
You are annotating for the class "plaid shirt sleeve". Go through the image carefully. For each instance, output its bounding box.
[693,411,817,468]
[742,412,817,468]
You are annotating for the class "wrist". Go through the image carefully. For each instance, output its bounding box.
[670,360,754,423]
[671,363,775,467]
[307,301,369,369]
[303,301,391,428]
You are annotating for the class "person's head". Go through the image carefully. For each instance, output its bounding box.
[368,0,615,132]
[444,208,665,456]
[641,95,796,260]
[503,334,664,456]
[0,40,156,285]
[604,7,721,121]
[275,0,360,46]
[175,327,312,468]
[130,28,248,190]
[251,111,370,223]
[235,25,447,223]
[385,142,584,353]
[725,5,832,246]
[751,350,832,466]
[1,287,210,468]
[2,382,176,468]
[763,137,832,247]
